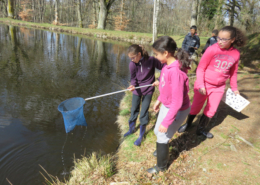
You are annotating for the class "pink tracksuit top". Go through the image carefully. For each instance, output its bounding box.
[158,61,190,128]
[196,43,240,91]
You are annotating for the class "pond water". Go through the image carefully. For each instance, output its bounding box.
[0,24,133,184]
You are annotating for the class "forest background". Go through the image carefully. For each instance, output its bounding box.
[1,0,260,38]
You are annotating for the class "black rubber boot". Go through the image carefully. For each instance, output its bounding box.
[196,114,214,139]
[178,114,197,133]
[147,142,169,174]
[124,121,136,137]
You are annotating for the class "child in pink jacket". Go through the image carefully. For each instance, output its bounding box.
[178,26,247,138]
[147,36,191,174]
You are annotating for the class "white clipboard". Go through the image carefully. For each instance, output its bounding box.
[221,88,250,112]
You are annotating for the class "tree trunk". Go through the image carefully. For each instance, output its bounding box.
[119,0,124,30]
[1,0,7,17]
[54,0,58,24]
[190,0,198,26]
[230,0,235,26]
[214,0,224,29]
[7,0,14,19]
[32,0,36,22]
[42,0,45,22]
[59,0,62,23]
[92,0,96,26]
[152,0,160,43]
[197,0,202,26]
[77,0,83,28]
[97,0,108,29]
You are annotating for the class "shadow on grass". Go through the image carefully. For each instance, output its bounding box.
[167,101,250,168]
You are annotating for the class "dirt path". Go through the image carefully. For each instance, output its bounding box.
[172,73,260,185]
[110,73,260,185]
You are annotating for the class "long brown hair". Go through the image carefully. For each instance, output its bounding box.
[127,44,149,60]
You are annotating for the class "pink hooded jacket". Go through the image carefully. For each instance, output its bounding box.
[158,61,190,128]
[195,43,240,91]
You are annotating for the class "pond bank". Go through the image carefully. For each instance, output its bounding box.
[50,72,260,185]
[0,18,211,50]
[44,72,197,184]
[0,18,153,44]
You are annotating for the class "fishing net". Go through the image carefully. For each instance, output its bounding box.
[58,97,87,133]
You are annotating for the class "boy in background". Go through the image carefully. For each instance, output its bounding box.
[182,25,200,60]
[200,29,218,56]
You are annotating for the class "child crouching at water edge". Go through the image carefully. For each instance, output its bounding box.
[147,36,191,174]
[124,44,164,146]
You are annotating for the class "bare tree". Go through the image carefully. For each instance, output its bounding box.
[225,0,241,26]
[197,0,202,26]
[153,0,160,42]
[97,0,116,29]
[76,0,83,28]
[214,0,224,29]
[7,0,14,18]
[0,0,8,17]
[53,0,58,25]
[239,0,258,32]
[191,0,198,26]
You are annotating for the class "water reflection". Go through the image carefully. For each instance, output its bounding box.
[0,24,131,184]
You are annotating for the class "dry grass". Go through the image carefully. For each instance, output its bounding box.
[45,72,260,185]
[42,152,116,185]
[32,41,259,184]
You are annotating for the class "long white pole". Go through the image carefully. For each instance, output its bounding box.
[84,84,153,101]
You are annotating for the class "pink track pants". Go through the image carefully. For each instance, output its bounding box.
[190,82,225,118]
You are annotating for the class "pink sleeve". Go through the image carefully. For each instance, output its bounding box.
[161,71,184,128]
[196,46,215,89]
[229,59,239,91]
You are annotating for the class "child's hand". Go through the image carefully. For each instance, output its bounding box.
[233,90,240,95]
[152,80,159,86]
[127,85,135,91]
[199,88,206,95]
[158,124,167,133]
[153,100,161,113]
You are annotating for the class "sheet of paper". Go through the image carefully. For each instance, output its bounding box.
[221,88,250,112]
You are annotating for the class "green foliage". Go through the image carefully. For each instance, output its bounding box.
[220,133,228,139]
[201,0,218,20]
[128,35,134,40]
[239,63,244,70]
[119,109,130,116]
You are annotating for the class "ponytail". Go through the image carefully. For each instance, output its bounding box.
[220,26,247,47]
[175,48,191,71]
[127,44,149,60]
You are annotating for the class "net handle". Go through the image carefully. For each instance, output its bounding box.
[84,84,153,101]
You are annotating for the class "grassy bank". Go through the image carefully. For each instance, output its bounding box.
[42,73,197,184]
[44,71,260,185]
[0,18,208,47]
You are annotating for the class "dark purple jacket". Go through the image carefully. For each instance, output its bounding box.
[129,56,164,96]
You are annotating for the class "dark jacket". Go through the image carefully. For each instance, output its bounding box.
[201,36,218,54]
[129,56,164,96]
[182,33,200,55]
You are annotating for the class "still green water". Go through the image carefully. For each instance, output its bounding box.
[0,24,132,184]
